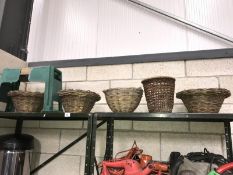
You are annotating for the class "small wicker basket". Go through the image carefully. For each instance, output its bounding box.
[58,89,101,113]
[142,77,175,112]
[103,87,143,112]
[8,91,44,112]
[176,88,231,113]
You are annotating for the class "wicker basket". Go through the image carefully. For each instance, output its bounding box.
[176,88,231,113]
[58,89,101,113]
[103,87,143,112]
[8,91,44,112]
[141,77,175,112]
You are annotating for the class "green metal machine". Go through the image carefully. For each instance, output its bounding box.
[0,66,62,112]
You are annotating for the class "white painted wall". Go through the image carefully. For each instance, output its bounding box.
[28,0,233,61]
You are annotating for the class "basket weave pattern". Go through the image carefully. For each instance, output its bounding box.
[176,88,231,113]
[142,77,175,112]
[58,89,101,113]
[104,88,143,112]
[8,91,44,112]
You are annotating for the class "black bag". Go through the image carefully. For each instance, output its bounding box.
[169,148,233,175]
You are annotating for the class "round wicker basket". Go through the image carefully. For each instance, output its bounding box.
[176,88,231,113]
[8,91,44,112]
[103,87,143,112]
[58,89,101,113]
[141,77,175,112]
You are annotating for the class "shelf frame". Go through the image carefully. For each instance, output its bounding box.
[90,112,233,175]
[0,112,97,174]
[0,112,233,174]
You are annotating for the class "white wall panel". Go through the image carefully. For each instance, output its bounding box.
[28,0,49,61]
[185,0,233,50]
[28,0,98,62]
[97,0,187,57]
[28,0,233,62]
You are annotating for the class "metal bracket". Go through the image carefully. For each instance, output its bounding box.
[104,119,114,160]
[224,122,233,161]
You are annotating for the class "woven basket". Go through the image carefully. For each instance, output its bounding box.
[176,88,231,113]
[8,91,44,112]
[103,87,143,112]
[58,89,101,113]
[141,77,175,112]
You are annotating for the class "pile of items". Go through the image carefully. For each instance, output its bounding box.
[98,141,233,175]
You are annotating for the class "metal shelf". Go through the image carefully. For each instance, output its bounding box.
[87,112,233,175]
[0,112,91,120]
[95,112,233,122]
[1,112,233,121]
[1,112,233,175]
[0,112,93,174]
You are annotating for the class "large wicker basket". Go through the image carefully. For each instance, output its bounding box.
[58,89,101,113]
[103,87,143,112]
[8,91,44,112]
[176,88,231,113]
[141,77,175,112]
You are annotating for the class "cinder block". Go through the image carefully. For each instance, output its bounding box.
[190,122,224,134]
[161,133,223,161]
[87,64,132,80]
[0,102,6,111]
[80,156,103,175]
[133,61,185,79]
[26,82,45,92]
[114,131,160,160]
[222,135,227,158]
[23,121,40,128]
[26,82,65,92]
[133,121,189,132]
[110,79,146,103]
[83,120,133,130]
[58,67,86,82]
[60,130,106,157]
[0,119,16,127]
[0,128,14,135]
[19,82,26,91]
[91,104,111,112]
[186,59,233,76]
[35,153,81,175]
[173,104,187,112]
[22,128,60,153]
[175,77,219,103]
[110,79,142,88]
[220,104,233,113]
[135,105,148,112]
[219,76,233,103]
[66,81,109,104]
[39,121,83,129]
[114,121,133,130]
[230,123,233,134]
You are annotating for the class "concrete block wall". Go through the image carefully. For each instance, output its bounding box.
[1,58,233,174]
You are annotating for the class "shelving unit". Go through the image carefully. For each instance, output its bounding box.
[0,112,233,175]
[88,113,233,175]
[0,112,102,175]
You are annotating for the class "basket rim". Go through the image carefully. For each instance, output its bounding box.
[141,76,175,84]
[8,90,44,97]
[58,89,101,101]
[176,88,231,99]
[103,87,143,93]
